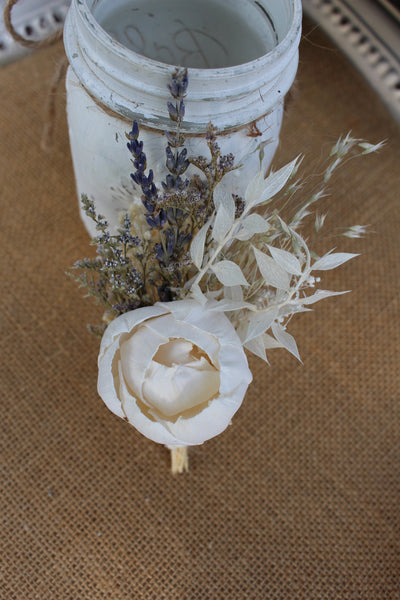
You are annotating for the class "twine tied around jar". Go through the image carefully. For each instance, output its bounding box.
[4,0,68,151]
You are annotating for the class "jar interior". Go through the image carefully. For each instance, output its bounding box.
[90,0,287,68]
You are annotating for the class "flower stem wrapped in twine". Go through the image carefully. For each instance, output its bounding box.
[168,447,189,474]
[4,0,68,151]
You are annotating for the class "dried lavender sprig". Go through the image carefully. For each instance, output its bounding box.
[126,122,167,229]
[163,67,190,194]
[168,68,188,99]
[152,68,194,296]
[70,195,148,317]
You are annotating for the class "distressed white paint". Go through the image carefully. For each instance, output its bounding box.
[64,0,302,236]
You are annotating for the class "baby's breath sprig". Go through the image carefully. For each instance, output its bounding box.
[69,196,147,327]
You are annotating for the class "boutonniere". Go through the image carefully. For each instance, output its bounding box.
[70,68,382,473]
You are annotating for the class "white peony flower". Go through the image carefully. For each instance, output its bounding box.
[97,300,252,447]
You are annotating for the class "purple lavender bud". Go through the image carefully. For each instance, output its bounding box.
[166,146,176,172]
[142,198,154,213]
[165,228,175,255]
[134,154,146,172]
[168,69,189,99]
[127,139,144,158]
[146,209,167,228]
[167,80,179,99]
[143,188,155,200]
[161,174,174,191]
[167,101,178,122]
[129,121,139,139]
[180,72,189,95]
[155,242,164,262]
[131,171,143,185]
[146,215,159,228]
[178,99,185,119]
[176,148,189,174]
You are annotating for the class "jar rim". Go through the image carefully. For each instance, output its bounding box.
[76,0,302,75]
[65,0,302,130]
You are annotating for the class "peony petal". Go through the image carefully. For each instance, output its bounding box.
[120,323,168,401]
[119,360,185,446]
[155,383,250,445]
[98,304,168,363]
[157,299,200,321]
[97,339,125,418]
[144,314,220,365]
[181,304,241,348]
[142,358,220,417]
[218,343,253,397]
[154,338,194,366]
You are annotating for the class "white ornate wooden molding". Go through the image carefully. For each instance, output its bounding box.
[302,0,400,122]
[0,0,70,67]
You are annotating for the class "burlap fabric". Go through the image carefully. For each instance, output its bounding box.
[1,19,399,599]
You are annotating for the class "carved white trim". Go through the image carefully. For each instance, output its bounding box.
[0,0,70,67]
[303,0,400,122]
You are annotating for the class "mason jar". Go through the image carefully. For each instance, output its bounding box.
[64,0,302,236]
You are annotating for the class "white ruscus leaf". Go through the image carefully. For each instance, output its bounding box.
[209,299,253,312]
[212,193,236,243]
[253,247,291,290]
[235,214,270,241]
[312,252,359,271]
[267,245,302,276]
[190,220,211,269]
[245,157,299,209]
[244,307,278,343]
[190,283,207,305]
[244,336,268,363]
[262,333,284,349]
[301,289,349,305]
[271,321,302,362]
[211,260,249,287]
[224,285,244,302]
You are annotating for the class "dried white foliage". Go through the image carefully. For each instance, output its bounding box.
[253,248,291,291]
[211,260,249,287]
[190,220,211,270]
[186,134,381,364]
[312,252,358,271]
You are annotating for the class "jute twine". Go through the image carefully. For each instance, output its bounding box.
[4,0,68,151]
[4,0,63,49]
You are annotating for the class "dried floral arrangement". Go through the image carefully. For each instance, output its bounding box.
[70,68,382,473]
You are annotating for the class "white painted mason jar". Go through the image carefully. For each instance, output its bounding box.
[64,0,302,236]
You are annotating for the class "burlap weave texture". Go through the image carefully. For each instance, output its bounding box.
[0,20,399,599]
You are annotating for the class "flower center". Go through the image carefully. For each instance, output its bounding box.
[142,337,220,418]
[153,338,211,367]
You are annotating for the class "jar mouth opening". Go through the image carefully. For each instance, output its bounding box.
[79,0,302,74]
